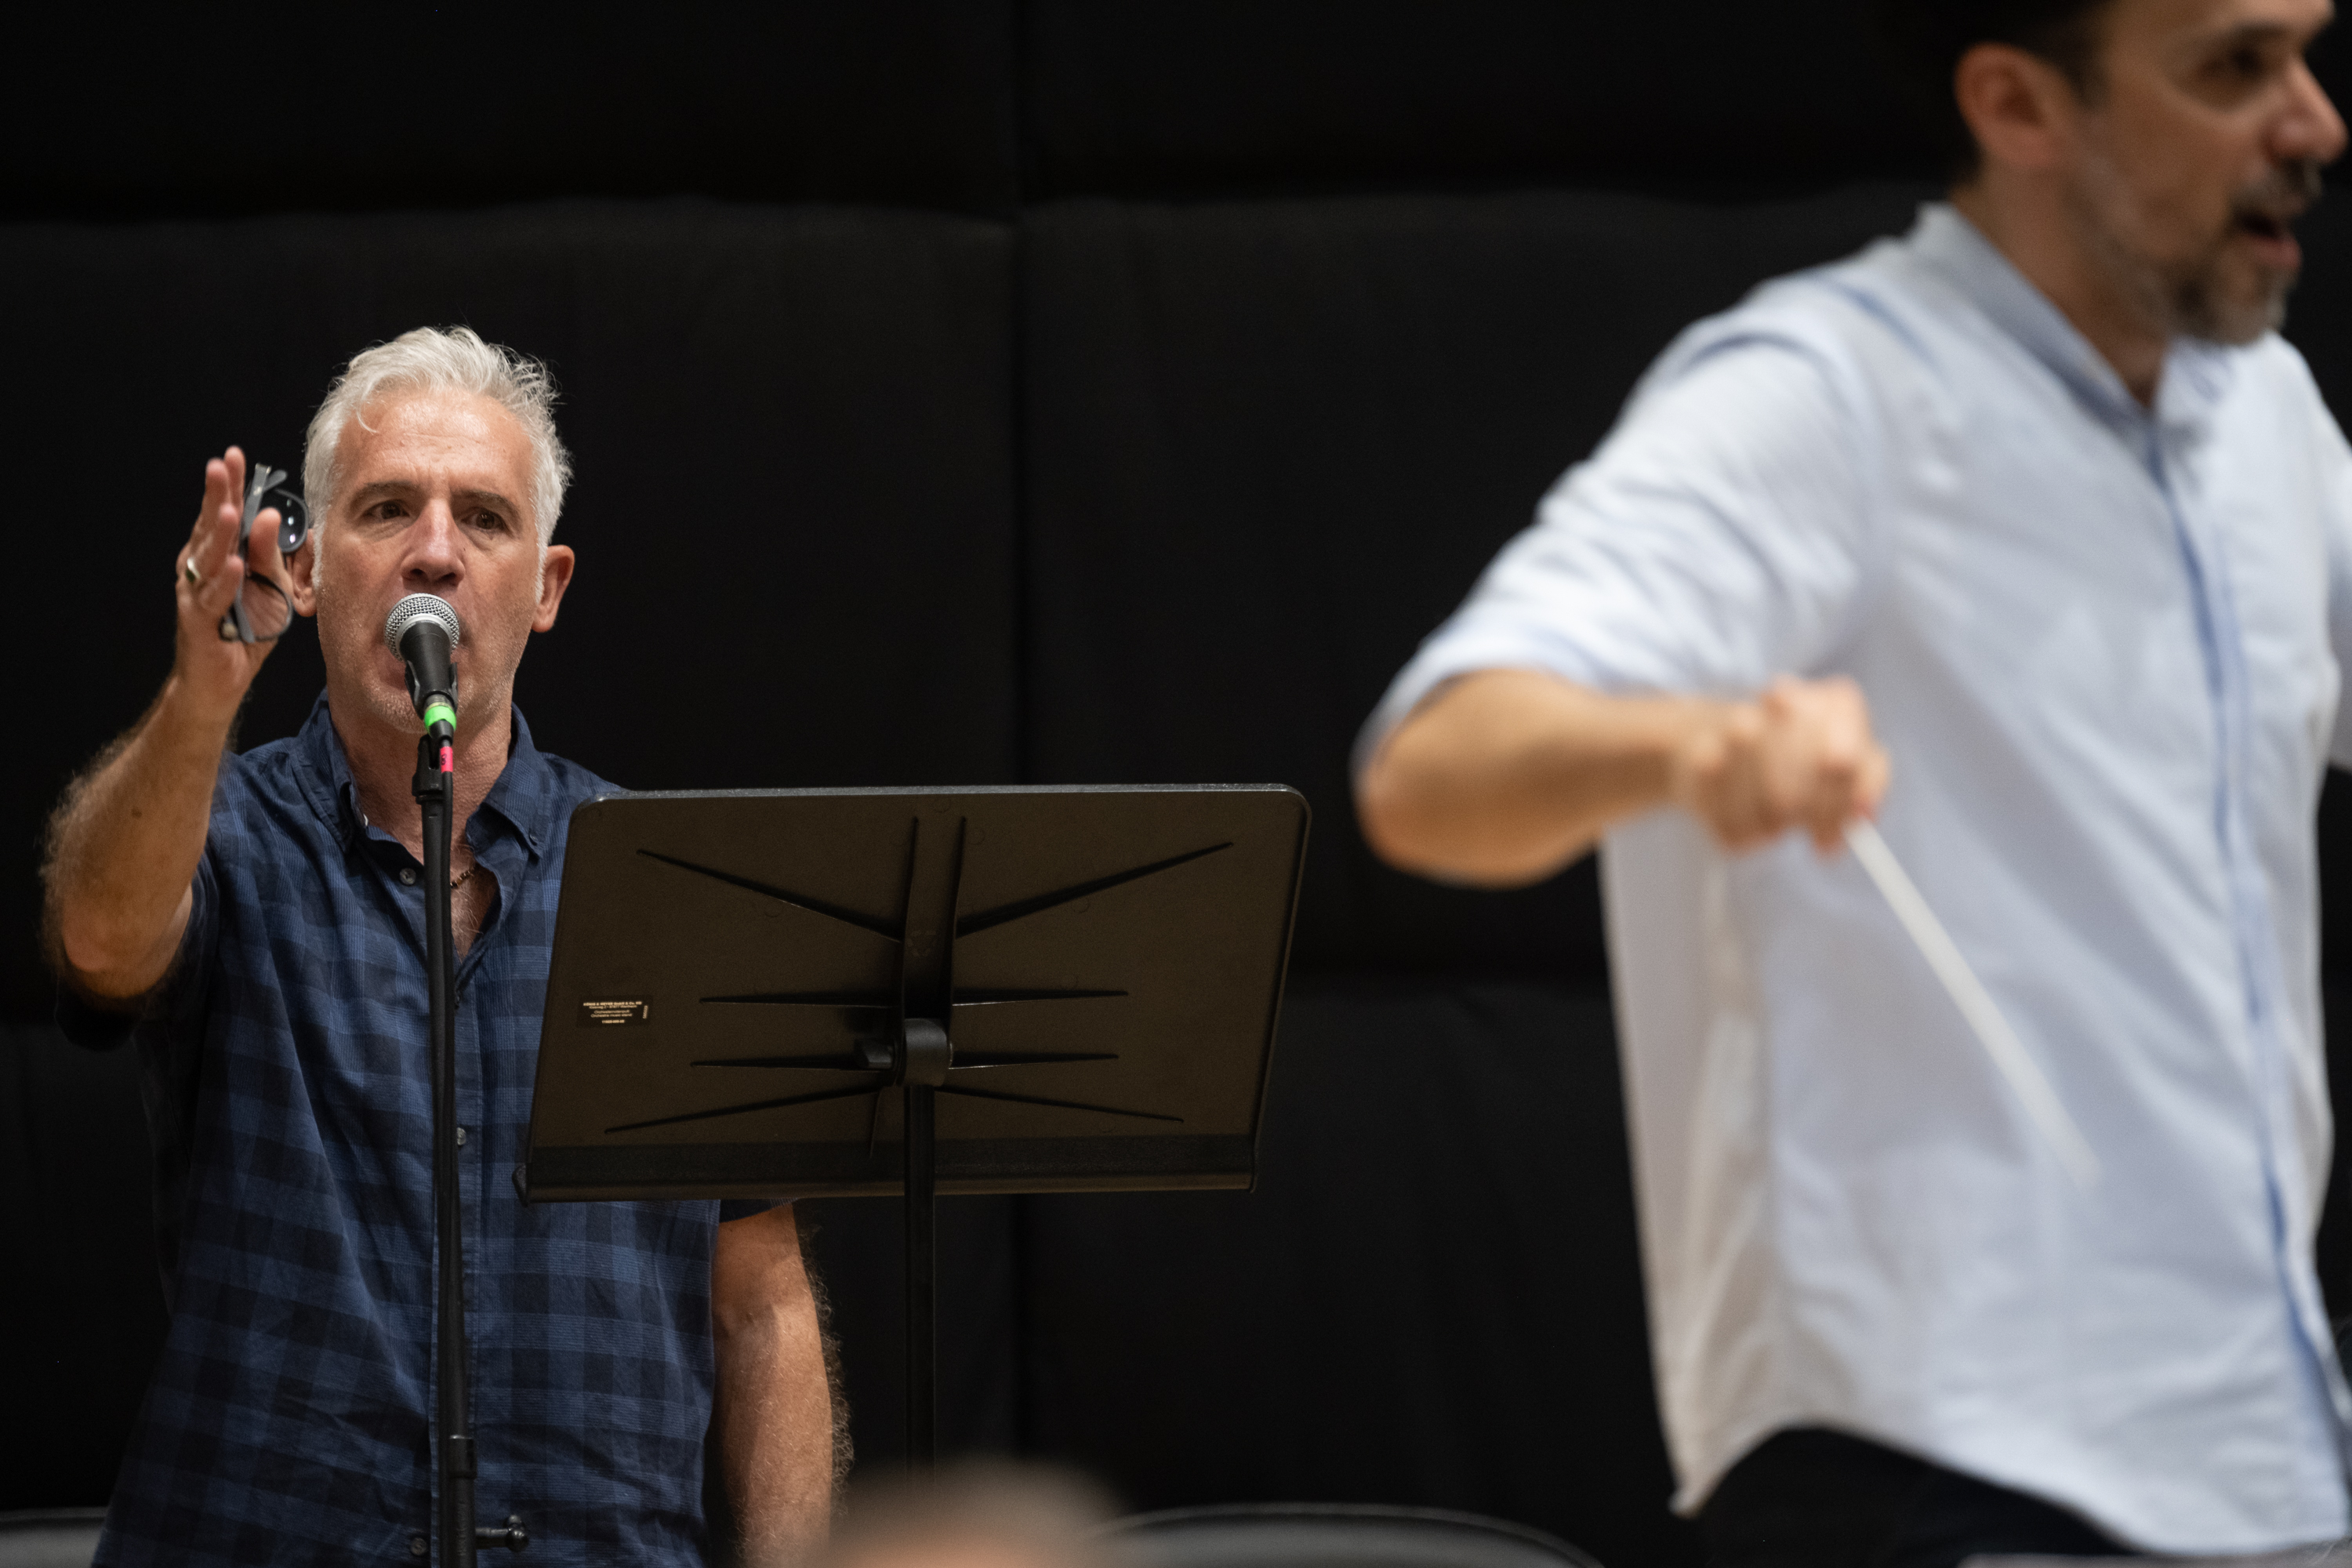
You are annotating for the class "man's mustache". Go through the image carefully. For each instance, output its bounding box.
[2234,159,2325,225]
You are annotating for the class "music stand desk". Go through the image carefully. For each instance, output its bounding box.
[521,784,1309,1461]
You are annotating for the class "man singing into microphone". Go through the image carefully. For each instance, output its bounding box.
[43,328,837,1565]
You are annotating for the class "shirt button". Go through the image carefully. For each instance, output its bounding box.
[409,1535,427,1557]
[456,1126,468,1146]
[398,867,418,886]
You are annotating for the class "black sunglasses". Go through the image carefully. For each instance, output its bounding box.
[218,464,313,644]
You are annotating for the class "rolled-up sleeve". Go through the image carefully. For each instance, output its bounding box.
[1356,331,1879,775]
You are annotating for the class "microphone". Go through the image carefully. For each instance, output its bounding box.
[384,594,462,739]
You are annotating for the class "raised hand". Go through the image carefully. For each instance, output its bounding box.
[174,447,290,720]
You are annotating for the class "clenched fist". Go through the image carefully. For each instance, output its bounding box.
[1668,675,1889,853]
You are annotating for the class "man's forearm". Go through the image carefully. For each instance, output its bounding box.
[51,450,284,999]
[1356,669,1707,887]
[48,670,240,996]
[1357,667,1890,883]
[713,1208,836,1566]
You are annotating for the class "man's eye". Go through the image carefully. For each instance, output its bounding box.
[2211,43,2275,82]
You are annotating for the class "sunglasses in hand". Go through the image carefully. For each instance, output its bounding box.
[219,463,313,644]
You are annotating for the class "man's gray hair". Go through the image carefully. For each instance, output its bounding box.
[303,326,573,546]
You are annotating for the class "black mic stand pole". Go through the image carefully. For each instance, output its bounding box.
[415,722,526,1566]
[416,730,478,1568]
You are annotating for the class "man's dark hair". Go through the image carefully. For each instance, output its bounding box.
[1868,0,2118,179]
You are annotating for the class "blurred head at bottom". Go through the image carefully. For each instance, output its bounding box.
[813,1461,1122,1568]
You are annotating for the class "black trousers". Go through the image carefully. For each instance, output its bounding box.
[1700,1428,2130,1568]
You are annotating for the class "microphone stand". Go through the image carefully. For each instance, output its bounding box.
[416,731,526,1565]
[415,730,477,1568]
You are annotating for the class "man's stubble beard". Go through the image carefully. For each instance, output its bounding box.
[2066,138,2313,347]
[310,552,428,739]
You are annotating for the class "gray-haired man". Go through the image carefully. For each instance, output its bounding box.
[45,328,837,1566]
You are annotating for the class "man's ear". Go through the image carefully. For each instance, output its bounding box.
[288,529,319,619]
[1955,42,2080,176]
[532,543,576,633]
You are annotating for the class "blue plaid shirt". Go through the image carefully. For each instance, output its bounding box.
[69,694,757,1566]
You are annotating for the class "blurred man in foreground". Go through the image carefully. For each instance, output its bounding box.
[1356,0,2352,1562]
[45,328,837,1564]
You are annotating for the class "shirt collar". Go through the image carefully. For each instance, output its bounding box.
[477,709,554,860]
[292,691,556,862]
[1907,201,2231,444]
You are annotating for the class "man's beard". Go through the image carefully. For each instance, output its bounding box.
[2067,148,2321,347]
[310,561,430,739]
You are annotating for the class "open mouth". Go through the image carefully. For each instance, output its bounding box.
[2234,210,2293,241]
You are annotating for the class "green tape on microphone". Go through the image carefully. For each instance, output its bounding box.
[423,702,457,733]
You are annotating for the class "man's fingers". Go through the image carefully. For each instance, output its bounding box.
[242,506,286,597]
[1679,677,1890,855]
[183,460,234,590]
[179,544,245,630]
[1802,740,1860,837]
[1856,742,1893,817]
[177,451,267,650]
[167,448,282,706]
[185,487,240,593]
[185,452,249,570]
[201,553,246,619]
[188,459,230,545]
[1803,727,1890,854]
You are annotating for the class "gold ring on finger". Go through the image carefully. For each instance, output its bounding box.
[182,557,201,587]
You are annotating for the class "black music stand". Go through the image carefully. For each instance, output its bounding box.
[519,785,1310,1464]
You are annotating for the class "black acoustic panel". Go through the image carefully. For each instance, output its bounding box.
[1020,979,1700,1568]
[0,200,1016,1022]
[1022,0,1939,201]
[2282,200,2352,454]
[0,1027,167,1511]
[5,5,1018,217]
[2314,985,2352,1317]
[2319,776,2352,985]
[1022,184,1928,976]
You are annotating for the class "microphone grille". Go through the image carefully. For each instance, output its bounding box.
[383,593,463,655]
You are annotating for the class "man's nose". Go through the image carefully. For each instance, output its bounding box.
[2276,57,2347,169]
[401,503,465,586]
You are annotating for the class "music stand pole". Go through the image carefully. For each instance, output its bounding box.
[904,1082,937,1470]
[899,1008,951,1470]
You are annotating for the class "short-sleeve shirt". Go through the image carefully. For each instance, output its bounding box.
[72,693,761,1566]
[1360,205,2352,1552]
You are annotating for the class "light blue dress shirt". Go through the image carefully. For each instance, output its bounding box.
[1361,205,2352,1552]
